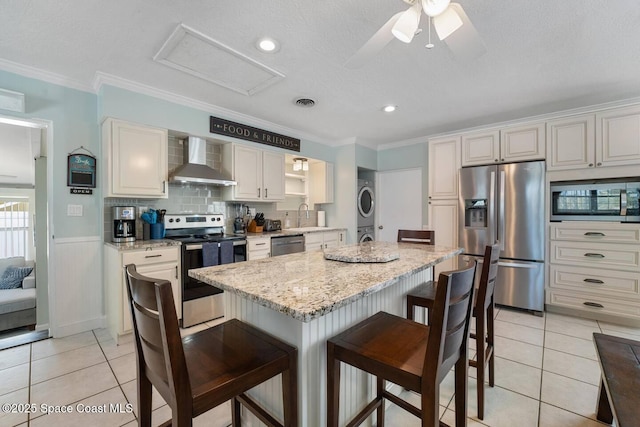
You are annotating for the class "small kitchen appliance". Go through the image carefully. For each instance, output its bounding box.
[264,219,282,232]
[112,206,136,242]
[164,213,247,327]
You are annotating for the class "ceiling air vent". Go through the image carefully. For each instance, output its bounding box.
[295,98,316,108]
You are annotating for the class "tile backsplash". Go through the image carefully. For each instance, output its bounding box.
[103,137,318,241]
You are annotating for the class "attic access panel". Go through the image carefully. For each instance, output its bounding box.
[154,24,285,96]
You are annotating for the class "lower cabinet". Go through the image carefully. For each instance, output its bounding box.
[304,230,345,252]
[105,245,181,343]
[428,199,459,277]
[248,236,271,260]
[548,222,640,320]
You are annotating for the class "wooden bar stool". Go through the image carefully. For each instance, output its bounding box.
[397,229,436,302]
[327,262,476,427]
[405,244,500,420]
[125,264,298,427]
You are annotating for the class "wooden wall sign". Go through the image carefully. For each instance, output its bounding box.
[67,153,96,188]
[210,116,301,152]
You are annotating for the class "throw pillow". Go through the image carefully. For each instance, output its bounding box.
[0,265,34,290]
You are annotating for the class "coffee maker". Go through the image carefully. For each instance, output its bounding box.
[113,206,136,242]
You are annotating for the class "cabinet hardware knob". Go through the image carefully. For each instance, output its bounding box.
[588,163,594,167]
[597,162,602,166]
[584,232,605,237]
[494,159,498,162]
[583,278,604,284]
[584,253,605,258]
[378,225,384,229]
[501,158,504,161]
[583,301,604,308]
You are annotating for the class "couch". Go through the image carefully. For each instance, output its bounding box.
[0,256,36,332]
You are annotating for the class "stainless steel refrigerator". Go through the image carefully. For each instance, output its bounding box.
[458,161,545,313]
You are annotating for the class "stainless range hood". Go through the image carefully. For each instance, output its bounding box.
[170,136,236,186]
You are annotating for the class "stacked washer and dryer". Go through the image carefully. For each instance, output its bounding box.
[356,179,375,242]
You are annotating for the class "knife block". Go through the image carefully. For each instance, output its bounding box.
[247,220,263,233]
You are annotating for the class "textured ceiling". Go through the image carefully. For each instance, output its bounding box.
[1,0,640,149]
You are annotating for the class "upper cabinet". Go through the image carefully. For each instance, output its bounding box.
[103,118,168,198]
[596,105,640,167]
[546,114,595,171]
[461,123,545,166]
[309,161,334,205]
[222,144,285,201]
[428,135,460,200]
[547,106,640,171]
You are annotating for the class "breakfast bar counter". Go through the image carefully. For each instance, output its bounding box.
[189,242,461,426]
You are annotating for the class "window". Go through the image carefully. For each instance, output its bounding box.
[0,198,30,258]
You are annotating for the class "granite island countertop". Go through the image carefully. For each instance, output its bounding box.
[189,242,462,322]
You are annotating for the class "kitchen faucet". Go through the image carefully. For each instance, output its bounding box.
[297,203,309,228]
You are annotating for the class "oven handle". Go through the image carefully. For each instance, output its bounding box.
[185,240,247,250]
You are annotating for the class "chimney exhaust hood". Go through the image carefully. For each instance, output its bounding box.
[169,136,236,186]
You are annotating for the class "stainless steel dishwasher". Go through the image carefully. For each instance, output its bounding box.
[270,234,305,257]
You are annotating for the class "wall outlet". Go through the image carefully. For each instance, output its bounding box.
[67,204,83,216]
[139,207,148,217]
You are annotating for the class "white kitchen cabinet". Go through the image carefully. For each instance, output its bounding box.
[104,245,180,343]
[304,230,344,252]
[546,114,595,171]
[500,122,545,162]
[547,106,640,171]
[102,118,168,198]
[596,105,640,167]
[308,161,334,205]
[428,199,458,277]
[223,144,285,201]
[461,123,544,167]
[548,222,640,320]
[461,130,500,166]
[428,135,460,200]
[248,236,271,260]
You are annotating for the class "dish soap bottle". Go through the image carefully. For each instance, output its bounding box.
[284,211,291,229]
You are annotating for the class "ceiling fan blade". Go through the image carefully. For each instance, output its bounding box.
[344,12,403,69]
[432,5,462,40]
[441,3,486,61]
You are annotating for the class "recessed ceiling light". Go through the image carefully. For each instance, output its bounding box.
[382,105,397,113]
[256,37,279,53]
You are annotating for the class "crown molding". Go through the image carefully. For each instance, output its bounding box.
[92,71,336,148]
[0,59,94,93]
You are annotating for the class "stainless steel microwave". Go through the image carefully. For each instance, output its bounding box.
[550,178,640,222]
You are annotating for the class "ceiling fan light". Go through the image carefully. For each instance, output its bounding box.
[391,4,421,43]
[421,0,451,17]
[433,6,463,40]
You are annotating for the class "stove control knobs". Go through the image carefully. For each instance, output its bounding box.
[168,218,174,223]
[176,218,181,223]
[216,217,222,221]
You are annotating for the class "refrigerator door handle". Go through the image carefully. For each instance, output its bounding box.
[490,170,496,244]
[498,170,506,251]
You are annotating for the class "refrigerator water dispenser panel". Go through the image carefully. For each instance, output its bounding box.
[464,199,488,228]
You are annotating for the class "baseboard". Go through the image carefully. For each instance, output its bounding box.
[52,316,106,338]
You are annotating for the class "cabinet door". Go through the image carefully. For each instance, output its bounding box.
[309,161,334,205]
[107,119,168,198]
[323,231,340,249]
[500,122,545,162]
[262,151,285,200]
[596,105,640,167]
[546,115,595,171]
[428,200,459,276]
[234,145,262,200]
[461,130,500,166]
[428,136,461,199]
[305,233,324,252]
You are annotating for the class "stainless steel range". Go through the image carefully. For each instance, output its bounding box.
[164,213,246,328]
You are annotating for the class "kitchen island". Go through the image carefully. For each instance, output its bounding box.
[189,242,462,426]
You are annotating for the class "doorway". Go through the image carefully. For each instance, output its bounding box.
[0,117,51,347]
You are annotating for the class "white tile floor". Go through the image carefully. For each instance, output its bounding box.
[0,307,633,426]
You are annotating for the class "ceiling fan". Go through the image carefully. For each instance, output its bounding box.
[345,0,485,68]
